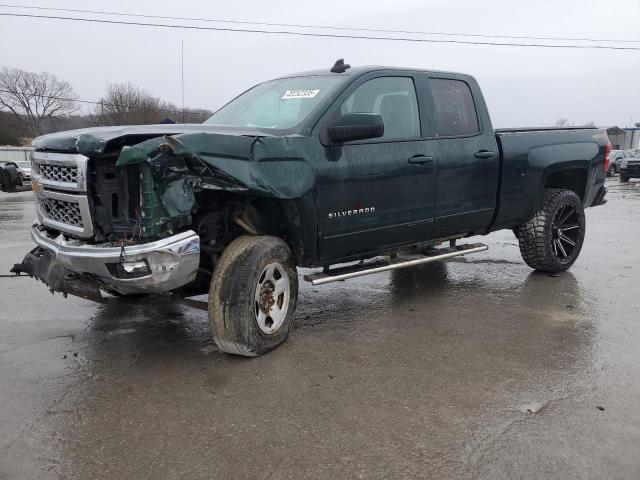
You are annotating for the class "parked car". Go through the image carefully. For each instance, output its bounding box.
[12,61,608,356]
[0,160,31,182]
[620,152,640,182]
[14,160,32,181]
[609,150,624,176]
[609,149,635,176]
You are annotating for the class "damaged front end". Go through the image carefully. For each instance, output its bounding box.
[114,135,249,240]
[12,128,265,300]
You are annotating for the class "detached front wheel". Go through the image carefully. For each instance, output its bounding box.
[208,235,298,356]
[515,188,586,273]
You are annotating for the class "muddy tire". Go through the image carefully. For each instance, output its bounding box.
[208,235,298,356]
[620,174,629,182]
[515,188,586,273]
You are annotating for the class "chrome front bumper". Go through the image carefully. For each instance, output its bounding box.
[29,225,200,295]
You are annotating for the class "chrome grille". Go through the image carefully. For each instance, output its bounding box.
[36,193,83,227]
[32,151,88,192]
[32,152,94,238]
[35,163,78,184]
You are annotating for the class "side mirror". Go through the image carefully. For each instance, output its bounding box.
[327,113,384,143]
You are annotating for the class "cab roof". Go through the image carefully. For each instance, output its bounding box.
[276,65,468,79]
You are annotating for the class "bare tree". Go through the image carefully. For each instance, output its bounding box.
[0,110,28,145]
[95,83,173,125]
[0,67,78,137]
[94,83,212,125]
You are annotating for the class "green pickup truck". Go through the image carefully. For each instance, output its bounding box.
[13,60,609,356]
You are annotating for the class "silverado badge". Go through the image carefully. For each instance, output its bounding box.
[328,207,375,219]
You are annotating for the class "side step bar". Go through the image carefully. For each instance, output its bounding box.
[304,243,488,286]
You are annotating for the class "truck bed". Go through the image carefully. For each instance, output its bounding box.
[491,126,607,230]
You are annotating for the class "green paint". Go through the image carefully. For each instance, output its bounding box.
[139,163,168,238]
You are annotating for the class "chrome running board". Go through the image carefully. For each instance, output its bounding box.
[304,243,488,286]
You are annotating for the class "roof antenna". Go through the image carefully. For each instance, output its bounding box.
[330,58,351,73]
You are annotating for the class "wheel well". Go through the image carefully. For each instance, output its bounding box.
[193,193,303,260]
[243,198,305,262]
[181,194,298,296]
[544,169,587,201]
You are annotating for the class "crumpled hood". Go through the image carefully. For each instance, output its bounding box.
[32,123,273,156]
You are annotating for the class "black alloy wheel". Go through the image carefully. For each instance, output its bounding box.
[550,204,581,263]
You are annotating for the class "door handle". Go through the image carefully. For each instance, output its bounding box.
[408,155,434,165]
[474,150,497,159]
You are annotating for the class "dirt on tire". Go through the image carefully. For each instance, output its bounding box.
[208,235,298,356]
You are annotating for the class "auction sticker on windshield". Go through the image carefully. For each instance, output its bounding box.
[282,89,320,99]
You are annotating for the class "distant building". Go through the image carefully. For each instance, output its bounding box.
[624,125,640,150]
[607,125,640,150]
[0,146,33,164]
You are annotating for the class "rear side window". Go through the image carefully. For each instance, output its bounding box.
[340,77,421,140]
[430,78,480,136]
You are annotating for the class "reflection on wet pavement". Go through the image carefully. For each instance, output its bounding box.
[1,179,639,479]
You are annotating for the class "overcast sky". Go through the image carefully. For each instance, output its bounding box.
[1,0,639,128]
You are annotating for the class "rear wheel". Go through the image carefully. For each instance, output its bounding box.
[607,164,616,177]
[515,188,586,273]
[208,235,298,356]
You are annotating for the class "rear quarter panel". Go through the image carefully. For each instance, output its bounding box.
[493,129,607,229]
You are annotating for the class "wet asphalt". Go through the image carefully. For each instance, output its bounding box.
[1,177,639,479]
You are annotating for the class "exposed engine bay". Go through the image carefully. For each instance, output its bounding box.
[93,136,248,244]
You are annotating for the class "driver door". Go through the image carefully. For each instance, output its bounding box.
[315,74,437,261]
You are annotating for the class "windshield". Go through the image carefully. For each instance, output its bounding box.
[206,76,343,130]
[16,161,30,168]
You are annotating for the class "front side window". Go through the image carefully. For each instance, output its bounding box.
[206,76,343,130]
[339,77,421,140]
[430,78,480,136]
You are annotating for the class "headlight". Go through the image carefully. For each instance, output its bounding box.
[621,159,628,169]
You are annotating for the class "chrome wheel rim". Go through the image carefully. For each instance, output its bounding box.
[551,204,580,262]
[254,261,290,334]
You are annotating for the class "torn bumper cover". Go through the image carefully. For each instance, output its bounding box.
[12,226,200,297]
